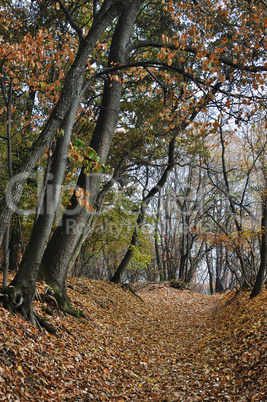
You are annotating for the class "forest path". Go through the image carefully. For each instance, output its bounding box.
[1,278,266,401]
[133,284,266,401]
[134,285,226,401]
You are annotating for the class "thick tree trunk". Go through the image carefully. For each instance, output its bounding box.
[7,214,23,272]
[0,0,133,245]
[10,81,83,317]
[38,1,143,302]
[2,228,10,288]
[8,222,20,271]
[250,196,267,298]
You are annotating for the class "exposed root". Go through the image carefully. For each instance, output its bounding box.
[0,293,8,304]
[121,283,144,302]
[0,286,24,311]
[33,313,43,333]
[1,283,85,334]
[38,290,85,318]
[63,304,86,318]
[14,295,24,308]
[41,306,54,316]
[46,285,86,318]
[62,324,74,336]
[0,285,58,335]
[40,292,60,312]
[34,312,58,336]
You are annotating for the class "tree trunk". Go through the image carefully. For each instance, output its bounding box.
[111,135,177,284]
[155,193,164,281]
[179,231,187,281]
[215,243,224,293]
[8,217,21,271]
[38,1,143,303]
[10,81,83,318]
[206,249,214,295]
[250,194,267,298]
[110,82,223,284]
[0,0,133,245]
[1,77,13,289]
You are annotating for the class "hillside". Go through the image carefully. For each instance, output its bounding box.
[0,278,266,401]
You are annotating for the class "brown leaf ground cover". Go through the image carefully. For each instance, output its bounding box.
[0,276,266,401]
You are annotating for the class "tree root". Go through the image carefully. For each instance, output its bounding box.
[1,284,85,335]
[121,283,144,302]
[33,312,58,336]
[41,306,54,316]
[63,303,86,318]
[40,292,60,312]
[0,286,58,335]
[0,285,25,311]
[0,293,9,304]
[40,286,86,318]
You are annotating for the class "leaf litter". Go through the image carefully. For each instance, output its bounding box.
[0,277,266,401]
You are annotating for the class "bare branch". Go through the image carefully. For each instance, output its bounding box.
[55,0,84,42]
[127,40,267,73]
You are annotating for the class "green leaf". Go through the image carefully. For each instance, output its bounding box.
[74,139,84,148]
[85,147,97,159]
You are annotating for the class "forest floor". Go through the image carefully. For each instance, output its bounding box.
[0,276,266,401]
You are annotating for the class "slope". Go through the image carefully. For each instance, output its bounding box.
[0,277,266,401]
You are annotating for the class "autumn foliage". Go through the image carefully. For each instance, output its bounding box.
[1,3,267,397]
[0,275,266,400]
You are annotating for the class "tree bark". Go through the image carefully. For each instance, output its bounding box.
[250,193,267,298]
[1,78,13,289]
[8,217,21,271]
[206,248,214,295]
[110,81,223,284]
[0,0,134,245]
[111,135,177,284]
[38,1,144,303]
[10,78,83,318]
[155,193,165,281]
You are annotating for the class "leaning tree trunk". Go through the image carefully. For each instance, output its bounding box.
[0,0,133,245]
[66,152,130,277]
[8,82,83,322]
[1,77,13,289]
[109,80,222,284]
[111,135,177,284]
[38,1,144,304]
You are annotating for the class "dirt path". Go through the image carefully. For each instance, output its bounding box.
[133,285,225,401]
[1,278,266,401]
[133,284,266,402]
